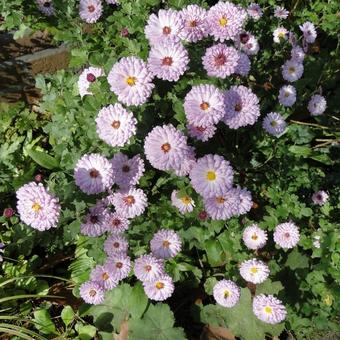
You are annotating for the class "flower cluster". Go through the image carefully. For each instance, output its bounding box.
[21,2,328,329]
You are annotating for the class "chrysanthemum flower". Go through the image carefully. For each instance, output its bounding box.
[79,281,105,305]
[247,3,263,20]
[150,229,182,259]
[96,104,137,147]
[273,222,300,249]
[81,204,108,237]
[171,190,195,214]
[242,224,268,250]
[213,279,240,307]
[143,274,174,301]
[107,56,154,106]
[90,263,119,290]
[74,153,114,195]
[236,187,253,215]
[78,67,103,98]
[278,85,296,107]
[206,2,247,42]
[273,27,289,43]
[307,94,327,116]
[274,6,289,19]
[202,43,240,78]
[16,182,60,231]
[299,22,317,44]
[235,52,251,76]
[240,258,270,284]
[222,85,260,129]
[282,59,304,82]
[291,46,305,62]
[107,253,131,281]
[187,123,217,142]
[104,234,129,256]
[144,124,191,171]
[235,33,259,55]
[79,0,102,23]
[253,294,287,324]
[103,212,129,234]
[262,112,287,137]
[203,188,240,220]
[147,42,189,82]
[145,9,184,46]
[109,188,148,219]
[184,84,225,127]
[179,5,208,43]
[312,190,329,206]
[111,153,145,189]
[36,0,55,16]
[134,254,164,282]
[190,154,234,197]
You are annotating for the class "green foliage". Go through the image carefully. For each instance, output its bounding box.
[128,303,187,340]
[201,288,285,340]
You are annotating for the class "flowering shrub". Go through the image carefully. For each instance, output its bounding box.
[0,0,339,339]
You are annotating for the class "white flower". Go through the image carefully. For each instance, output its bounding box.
[240,258,270,284]
[242,224,267,250]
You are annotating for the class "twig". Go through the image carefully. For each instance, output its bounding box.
[290,120,332,129]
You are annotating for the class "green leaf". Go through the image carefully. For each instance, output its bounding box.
[205,240,226,267]
[26,148,59,170]
[75,324,97,340]
[256,279,284,295]
[129,282,149,319]
[201,289,284,340]
[33,309,57,335]
[61,306,75,327]
[288,145,312,157]
[128,304,187,340]
[85,283,148,332]
[285,249,309,270]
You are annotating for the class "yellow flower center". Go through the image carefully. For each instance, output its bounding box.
[270,120,278,127]
[288,67,295,74]
[224,290,231,298]
[278,32,285,38]
[206,171,216,181]
[284,91,290,97]
[162,240,171,248]
[250,266,258,274]
[32,202,42,212]
[155,281,164,289]
[264,306,273,314]
[126,76,136,86]
[219,17,228,26]
[180,196,192,205]
[251,233,258,240]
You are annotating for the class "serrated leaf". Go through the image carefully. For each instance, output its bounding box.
[128,304,187,340]
[26,148,59,170]
[285,249,309,270]
[200,289,284,340]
